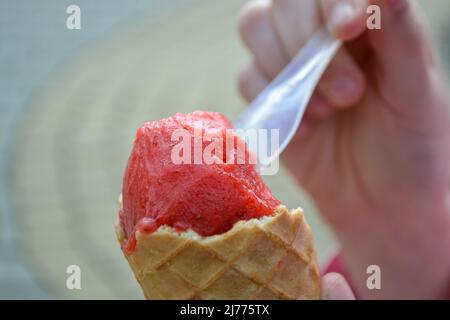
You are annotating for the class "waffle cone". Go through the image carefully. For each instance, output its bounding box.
[116,206,321,300]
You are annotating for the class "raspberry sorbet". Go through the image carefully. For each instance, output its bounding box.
[119,111,280,254]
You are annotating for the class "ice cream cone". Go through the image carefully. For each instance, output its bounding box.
[116,205,321,300]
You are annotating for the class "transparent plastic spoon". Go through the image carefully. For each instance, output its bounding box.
[234,28,341,166]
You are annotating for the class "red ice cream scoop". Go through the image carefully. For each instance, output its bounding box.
[119,111,280,254]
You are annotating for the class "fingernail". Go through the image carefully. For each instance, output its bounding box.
[325,277,355,300]
[330,75,359,106]
[324,280,342,300]
[335,76,357,95]
[329,2,357,30]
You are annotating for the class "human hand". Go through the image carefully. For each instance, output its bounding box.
[238,0,450,299]
[322,273,355,300]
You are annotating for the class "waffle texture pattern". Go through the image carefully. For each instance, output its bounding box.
[116,206,321,300]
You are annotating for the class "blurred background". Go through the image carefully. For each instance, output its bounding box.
[1,0,450,299]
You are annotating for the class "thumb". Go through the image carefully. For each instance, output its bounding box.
[323,0,443,115]
[368,0,434,66]
[367,0,442,110]
[321,0,370,41]
[322,273,356,300]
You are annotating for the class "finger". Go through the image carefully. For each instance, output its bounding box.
[238,60,270,102]
[321,0,369,40]
[297,119,313,137]
[298,97,334,138]
[316,48,366,108]
[304,92,335,119]
[322,272,356,300]
[272,0,322,58]
[239,0,289,79]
